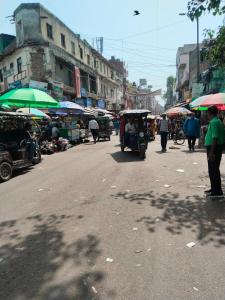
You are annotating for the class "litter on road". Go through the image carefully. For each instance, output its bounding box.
[147,248,151,252]
[38,188,44,192]
[186,242,196,248]
[91,286,98,294]
[0,258,4,263]
[111,186,117,189]
[136,264,142,267]
[135,250,143,254]
[106,258,114,263]
[196,185,206,188]
[102,178,106,182]
[176,169,185,173]
[133,227,138,231]
[164,184,171,188]
[193,162,198,165]
[193,287,199,292]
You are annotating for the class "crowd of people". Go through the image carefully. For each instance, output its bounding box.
[158,106,225,201]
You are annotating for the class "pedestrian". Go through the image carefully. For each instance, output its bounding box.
[205,106,225,200]
[183,112,200,151]
[52,123,60,141]
[88,117,99,143]
[160,114,169,152]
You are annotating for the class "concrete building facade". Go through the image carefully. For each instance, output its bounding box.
[0,3,127,109]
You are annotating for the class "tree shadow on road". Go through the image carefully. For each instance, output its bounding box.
[114,190,225,248]
[0,214,115,300]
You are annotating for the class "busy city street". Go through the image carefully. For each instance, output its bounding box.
[1,136,225,300]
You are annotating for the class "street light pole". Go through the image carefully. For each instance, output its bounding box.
[196,16,200,83]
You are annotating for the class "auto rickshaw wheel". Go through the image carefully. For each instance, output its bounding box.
[139,147,146,159]
[0,162,12,182]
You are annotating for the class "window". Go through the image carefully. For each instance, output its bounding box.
[0,69,3,82]
[87,54,90,65]
[111,70,114,79]
[17,57,22,73]
[71,41,75,55]
[61,33,66,48]
[79,46,83,59]
[46,23,53,39]
[94,59,98,69]
[100,62,102,72]
[10,62,14,69]
[103,64,106,74]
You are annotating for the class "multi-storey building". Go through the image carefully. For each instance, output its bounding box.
[0,3,127,109]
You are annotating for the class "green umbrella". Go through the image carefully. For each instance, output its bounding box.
[0,88,59,108]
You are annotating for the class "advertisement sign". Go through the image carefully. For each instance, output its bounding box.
[74,67,81,98]
[80,87,87,97]
[85,98,92,107]
[192,83,204,98]
[29,80,48,92]
[51,80,63,101]
[8,80,22,89]
[75,98,84,106]
[98,99,105,109]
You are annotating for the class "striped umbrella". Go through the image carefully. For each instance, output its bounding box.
[165,107,191,116]
[190,93,225,110]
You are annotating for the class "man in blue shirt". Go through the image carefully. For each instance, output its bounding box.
[183,113,200,151]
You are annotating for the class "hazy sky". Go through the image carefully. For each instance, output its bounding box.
[0,0,223,103]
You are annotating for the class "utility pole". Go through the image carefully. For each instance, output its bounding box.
[196,16,200,83]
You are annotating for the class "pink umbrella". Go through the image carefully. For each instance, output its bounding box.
[165,107,191,117]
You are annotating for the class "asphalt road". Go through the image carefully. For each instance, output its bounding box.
[0,135,225,300]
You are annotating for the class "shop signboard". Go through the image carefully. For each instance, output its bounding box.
[85,98,92,107]
[74,67,81,98]
[80,87,87,97]
[51,80,63,101]
[29,80,48,92]
[192,83,204,98]
[75,98,84,106]
[8,80,22,89]
[98,99,105,109]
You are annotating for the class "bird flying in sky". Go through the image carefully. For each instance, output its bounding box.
[133,10,140,16]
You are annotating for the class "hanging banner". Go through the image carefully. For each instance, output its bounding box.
[29,80,48,92]
[74,67,81,98]
[50,80,63,100]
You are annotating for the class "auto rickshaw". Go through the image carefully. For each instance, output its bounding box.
[119,109,150,159]
[97,116,112,141]
[0,112,42,182]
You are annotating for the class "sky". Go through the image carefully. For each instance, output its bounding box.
[0,0,224,104]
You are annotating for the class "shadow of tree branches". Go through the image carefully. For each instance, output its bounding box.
[0,214,114,300]
[114,190,225,248]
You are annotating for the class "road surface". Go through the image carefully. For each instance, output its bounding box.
[1,136,225,300]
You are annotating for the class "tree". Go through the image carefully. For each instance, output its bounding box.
[203,26,225,67]
[188,0,225,20]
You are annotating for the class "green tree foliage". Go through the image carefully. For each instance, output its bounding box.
[204,26,225,67]
[188,0,225,20]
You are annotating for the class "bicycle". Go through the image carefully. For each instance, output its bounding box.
[173,130,186,145]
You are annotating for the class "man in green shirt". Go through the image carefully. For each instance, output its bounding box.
[205,106,225,200]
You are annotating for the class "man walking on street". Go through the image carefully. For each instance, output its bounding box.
[205,106,225,200]
[160,114,169,152]
[183,112,200,151]
[88,117,99,144]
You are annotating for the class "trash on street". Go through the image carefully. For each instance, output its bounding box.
[106,257,114,263]
[186,242,196,248]
[176,169,185,173]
